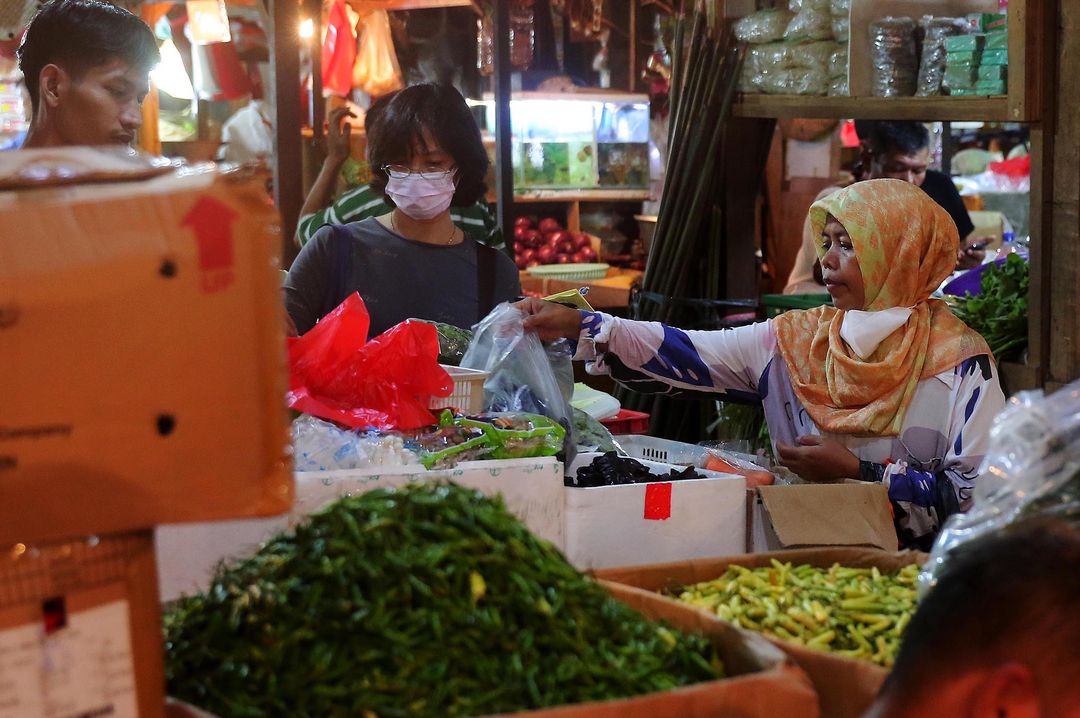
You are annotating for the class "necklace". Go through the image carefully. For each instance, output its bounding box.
[392,212,458,245]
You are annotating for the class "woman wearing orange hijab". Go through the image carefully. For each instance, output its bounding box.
[519,179,1005,549]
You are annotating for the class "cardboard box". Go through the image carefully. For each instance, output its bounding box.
[595,548,927,718]
[167,578,819,718]
[0,531,164,718]
[747,483,898,553]
[0,149,292,545]
[156,457,566,601]
[564,453,746,570]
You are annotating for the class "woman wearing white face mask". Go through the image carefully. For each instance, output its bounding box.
[285,83,520,337]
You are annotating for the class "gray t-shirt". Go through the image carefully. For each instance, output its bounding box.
[285,217,520,336]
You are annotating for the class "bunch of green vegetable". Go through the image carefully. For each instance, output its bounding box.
[673,561,920,667]
[950,254,1029,362]
[165,484,722,717]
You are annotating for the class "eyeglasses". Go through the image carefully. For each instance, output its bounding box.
[382,164,456,180]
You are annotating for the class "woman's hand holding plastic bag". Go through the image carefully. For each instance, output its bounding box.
[461,302,575,462]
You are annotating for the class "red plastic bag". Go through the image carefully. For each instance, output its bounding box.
[287,294,452,430]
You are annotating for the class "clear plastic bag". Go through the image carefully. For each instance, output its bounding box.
[870,16,918,97]
[831,15,849,42]
[828,43,848,78]
[760,67,829,95]
[920,379,1080,596]
[784,6,834,42]
[828,75,849,96]
[829,0,851,15]
[916,16,968,96]
[461,303,575,463]
[788,0,829,11]
[734,9,793,44]
[789,40,837,71]
[352,10,404,97]
[292,416,418,472]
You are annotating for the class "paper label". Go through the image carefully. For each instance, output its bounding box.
[0,595,137,718]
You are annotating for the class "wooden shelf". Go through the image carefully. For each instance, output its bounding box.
[512,189,651,203]
[733,95,1011,122]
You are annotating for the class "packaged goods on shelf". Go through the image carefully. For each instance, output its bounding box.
[829,0,850,15]
[944,33,985,53]
[946,49,982,66]
[870,16,918,96]
[985,30,1009,50]
[734,9,794,44]
[982,48,1009,65]
[828,75,850,96]
[831,16,849,42]
[966,11,1007,32]
[944,64,979,92]
[978,64,1008,81]
[789,0,829,11]
[828,44,848,78]
[784,4,834,42]
[759,68,830,96]
[917,16,968,96]
[790,40,838,70]
[975,79,1008,95]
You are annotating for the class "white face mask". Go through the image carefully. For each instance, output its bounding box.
[385,173,456,221]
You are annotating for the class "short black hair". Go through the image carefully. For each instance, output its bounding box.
[17,0,160,114]
[367,83,488,207]
[363,92,397,134]
[858,120,930,157]
[882,519,1080,707]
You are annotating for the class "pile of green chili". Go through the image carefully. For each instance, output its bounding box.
[164,483,722,717]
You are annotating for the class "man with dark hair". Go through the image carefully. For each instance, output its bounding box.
[785,120,988,294]
[17,0,159,148]
[864,520,1080,718]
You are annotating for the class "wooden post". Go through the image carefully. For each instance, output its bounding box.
[722,117,775,300]
[493,0,515,235]
[270,0,303,265]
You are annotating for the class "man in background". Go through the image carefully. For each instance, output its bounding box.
[18,0,159,149]
[785,120,988,294]
[864,520,1080,718]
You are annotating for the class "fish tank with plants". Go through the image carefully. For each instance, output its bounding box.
[474,92,651,191]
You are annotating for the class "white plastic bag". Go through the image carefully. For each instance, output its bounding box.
[784,6,833,42]
[921,380,1080,595]
[353,10,403,97]
[734,9,793,44]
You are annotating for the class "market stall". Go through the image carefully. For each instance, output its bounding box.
[2,0,1079,715]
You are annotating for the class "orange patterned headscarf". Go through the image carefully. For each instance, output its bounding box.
[773,179,991,436]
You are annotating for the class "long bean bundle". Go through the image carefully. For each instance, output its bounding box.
[165,483,722,717]
[620,5,763,442]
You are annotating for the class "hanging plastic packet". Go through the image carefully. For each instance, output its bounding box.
[920,379,1080,596]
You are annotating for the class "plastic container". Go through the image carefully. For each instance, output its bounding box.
[617,434,710,466]
[599,408,651,435]
[428,365,489,414]
[759,293,833,318]
[525,262,610,281]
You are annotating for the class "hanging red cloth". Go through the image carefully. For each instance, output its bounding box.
[321,0,356,98]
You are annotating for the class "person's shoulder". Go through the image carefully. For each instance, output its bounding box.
[920,169,955,192]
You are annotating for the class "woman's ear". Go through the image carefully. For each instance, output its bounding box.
[38,64,66,109]
[969,663,1040,718]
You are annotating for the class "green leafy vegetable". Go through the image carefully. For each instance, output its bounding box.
[165,484,722,717]
[950,254,1029,362]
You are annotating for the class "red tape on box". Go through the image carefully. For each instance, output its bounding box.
[644,482,672,520]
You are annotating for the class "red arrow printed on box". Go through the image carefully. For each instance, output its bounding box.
[182,195,239,292]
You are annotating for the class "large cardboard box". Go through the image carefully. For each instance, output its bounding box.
[164,577,819,718]
[0,531,164,718]
[156,457,566,600]
[595,548,926,718]
[0,149,292,545]
[747,483,898,553]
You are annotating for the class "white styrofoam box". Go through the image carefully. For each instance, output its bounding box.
[563,453,746,570]
[156,457,564,602]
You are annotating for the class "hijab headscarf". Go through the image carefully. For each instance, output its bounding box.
[773,179,991,437]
